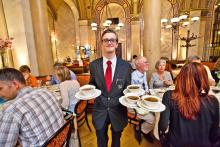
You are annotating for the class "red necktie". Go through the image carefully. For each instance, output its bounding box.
[105,61,112,92]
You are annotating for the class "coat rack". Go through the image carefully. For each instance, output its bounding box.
[179,30,199,59]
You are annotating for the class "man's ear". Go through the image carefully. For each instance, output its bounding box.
[11,80,22,89]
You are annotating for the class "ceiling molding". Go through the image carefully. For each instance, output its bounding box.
[47,0,58,20]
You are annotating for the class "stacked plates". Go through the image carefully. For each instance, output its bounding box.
[119,85,166,112]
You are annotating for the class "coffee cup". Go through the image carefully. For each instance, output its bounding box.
[127,85,141,93]
[125,93,140,104]
[141,95,160,108]
[79,85,95,96]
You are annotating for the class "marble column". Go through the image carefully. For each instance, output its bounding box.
[78,20,89,61]
[0,0,14,67]
[131,20,141,57]
[0,0,7,38]
[30,0,54,75]
[143,0,161,79]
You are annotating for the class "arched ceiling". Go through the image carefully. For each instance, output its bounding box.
[47,0,137,20]
[47,0,216,21]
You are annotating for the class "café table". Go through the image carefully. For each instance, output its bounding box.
[40,84,62,104]
[40,84,80,145]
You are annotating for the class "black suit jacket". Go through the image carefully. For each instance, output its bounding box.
[89,57,131,131]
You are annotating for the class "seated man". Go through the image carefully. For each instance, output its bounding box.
[48,62,77,85]
[131,56,155,143]
[0,68,64,146]
[131,55,138,70]
[188,56,216,86]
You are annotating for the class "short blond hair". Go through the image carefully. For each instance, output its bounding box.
[155,59,166,70]
[56,66,71,82]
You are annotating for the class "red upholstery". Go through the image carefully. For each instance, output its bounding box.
[42,114,73,147]
[46,124,70,147]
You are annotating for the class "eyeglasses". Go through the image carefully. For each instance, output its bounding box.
[102,38,117,44]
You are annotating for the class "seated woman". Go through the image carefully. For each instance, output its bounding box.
[56,66,80,112]
[158,62,219,147]
[149,59,173,89]
[19,65,37,87]
[48,62,77,85]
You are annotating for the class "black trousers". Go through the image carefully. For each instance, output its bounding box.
[96,114,122,147]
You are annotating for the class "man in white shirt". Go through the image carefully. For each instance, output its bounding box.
[188,56,216,86]
[89,29,132,147]
[131,56,155,143]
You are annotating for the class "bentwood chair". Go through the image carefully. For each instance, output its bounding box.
[127,109,143,145]
[42,112,73,147]
[74,100,92,132]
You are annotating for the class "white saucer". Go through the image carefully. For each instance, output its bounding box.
[123,89,145,96]
[119,96,138,108]
[154,88,166,93]
[137,101,165,112]
[75,89,101,100]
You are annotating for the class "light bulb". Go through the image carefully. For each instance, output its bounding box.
[91,23,97,27]
[179,15,188,20]
[171,17,179,23]
[161,18,168,23]
[191,16,199,21]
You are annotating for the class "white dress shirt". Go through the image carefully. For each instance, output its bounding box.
[103,55,117,80]
[131,70,149,92]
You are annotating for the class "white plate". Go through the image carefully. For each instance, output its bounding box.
[119,96,139,108]
[154,88,166,93]
[75,89,101,100]
[123,89,145,96]
[137,101,165,112]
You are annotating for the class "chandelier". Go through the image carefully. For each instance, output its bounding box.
[161,14,199,29]
[161,0,200,30]
[91,1,124,31]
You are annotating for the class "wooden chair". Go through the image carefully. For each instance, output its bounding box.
[74,100,92,132]
[42,113,73,147]
[87,99,95,113]
[127,109,143,145]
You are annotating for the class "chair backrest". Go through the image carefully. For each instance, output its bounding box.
[74,100,89,128]
[74,100,87,116]
[42,113,73,147]
[127,109,141,125]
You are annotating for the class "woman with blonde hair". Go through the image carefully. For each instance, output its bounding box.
[149,59,173,89]
[158,62,219,147]
[56,66,80,112]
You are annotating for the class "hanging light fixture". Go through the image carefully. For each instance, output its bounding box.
[91,0,124,31]
[161,0,200,30]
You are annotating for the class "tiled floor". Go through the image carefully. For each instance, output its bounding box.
[78,114,161,147]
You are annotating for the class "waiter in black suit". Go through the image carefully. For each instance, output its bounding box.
[89,29,131,147]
